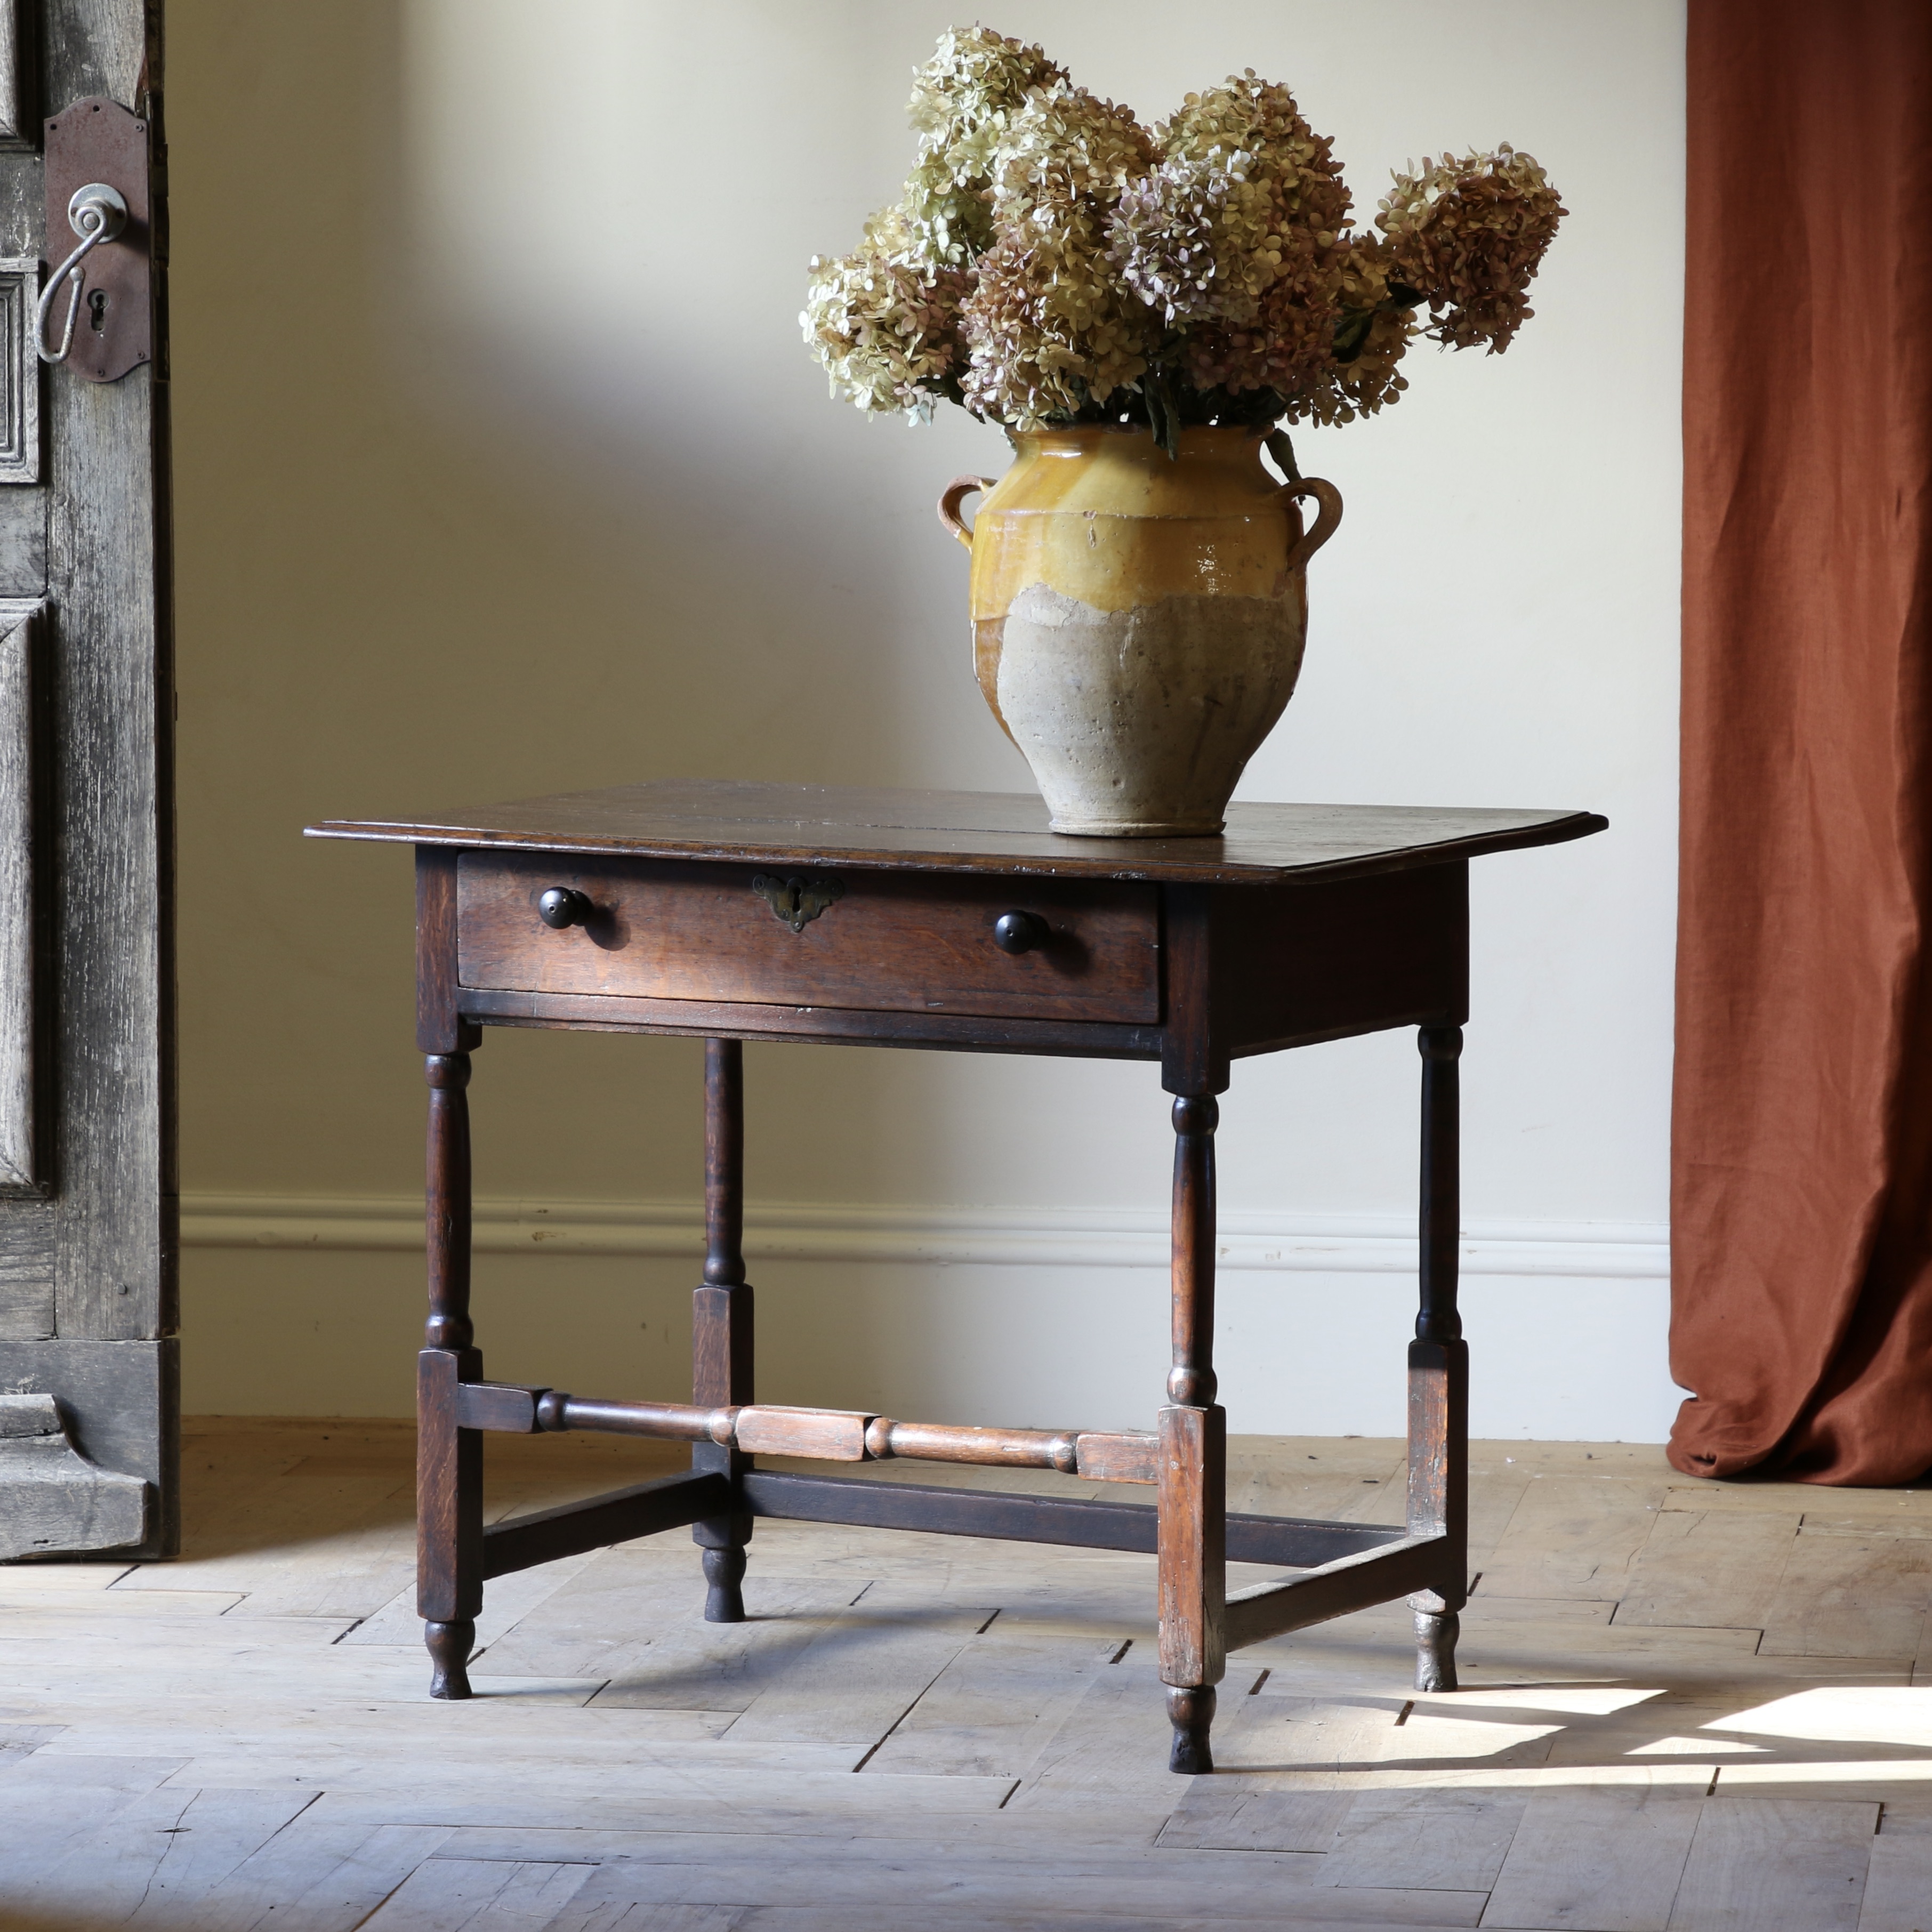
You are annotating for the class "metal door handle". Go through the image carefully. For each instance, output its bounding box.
[37,183,128,365]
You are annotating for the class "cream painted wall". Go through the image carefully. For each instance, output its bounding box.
[171,1,1685,1439]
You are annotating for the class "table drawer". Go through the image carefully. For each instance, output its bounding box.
[456,854,1162,1025]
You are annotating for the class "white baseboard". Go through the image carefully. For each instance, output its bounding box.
[179,1193,1668,1280]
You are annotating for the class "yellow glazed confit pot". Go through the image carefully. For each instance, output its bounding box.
[941,424,1341,837]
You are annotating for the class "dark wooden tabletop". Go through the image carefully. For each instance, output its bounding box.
[305,780,1607,885]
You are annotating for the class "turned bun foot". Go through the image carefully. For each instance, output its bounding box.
[1166,1684,1217,1774]
[703,1545,748,1623]
[1413,1607,1461,1692]
[425,1617,476,1699]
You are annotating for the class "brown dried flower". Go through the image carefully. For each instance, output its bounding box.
[1285,234,1416,425]
[1116,75,1354,405]
[1378,145,1566,352]
[1180,234,1339,397]
[959,86,1156,426]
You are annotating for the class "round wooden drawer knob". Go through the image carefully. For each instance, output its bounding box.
[993,911,1049,955]
[538,887,594,929]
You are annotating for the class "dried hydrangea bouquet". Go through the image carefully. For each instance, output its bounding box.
[804,28,1565,836]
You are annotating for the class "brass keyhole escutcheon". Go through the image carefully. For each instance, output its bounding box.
[752,872,845,933]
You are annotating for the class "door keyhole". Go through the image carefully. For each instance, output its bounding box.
[88,289,107,333]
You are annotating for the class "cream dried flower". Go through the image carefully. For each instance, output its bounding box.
[986,80,1153,220]
[902,26,1066,265]
[1378,144,1565,352]
[802,206,968,421]
[1158,74,1351,244]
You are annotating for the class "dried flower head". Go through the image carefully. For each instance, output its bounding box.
[1378,145,1565,352]
[959,218,1153,424]
[959,86,1156,426]
[986,81,1153,219]
[1158,74,1351,244]
[1179,234,1339,396]
[802,207,968,421]
[902,26,1066,265]
[1285,234,1416,425]
[1109,155,1281,327]
[1118,74,1355,408]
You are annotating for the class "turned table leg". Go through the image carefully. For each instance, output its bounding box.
[1159,1091,1227,1774]
[419,1049,482,1699]
[1407,1024,1469,1693]
[692,1038,754,1621]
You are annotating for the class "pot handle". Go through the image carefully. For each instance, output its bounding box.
[939,474,997,551]
[1281,476,1343,573]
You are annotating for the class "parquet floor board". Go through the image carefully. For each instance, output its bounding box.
[1665,1796,1876,1932]
[1614,1508,1801,1631]
[1483,1782,1709,1930]
[0,1424,1927,1928]
[1759,1529,1932,1661]
[1857,1829,1932,1932]
[194,1817,458,1932]
[1476,1477,1665,1603]
[358,1855,598,1929]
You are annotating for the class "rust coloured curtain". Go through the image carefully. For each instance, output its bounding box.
[1669,1,1932,1483]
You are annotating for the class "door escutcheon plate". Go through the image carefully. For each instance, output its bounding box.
[43,98,151,384]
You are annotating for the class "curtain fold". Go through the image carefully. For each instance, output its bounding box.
[1669,0,1924,1484]
[1669,0,1932,1484]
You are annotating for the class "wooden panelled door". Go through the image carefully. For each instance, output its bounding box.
[0,0,176,1559]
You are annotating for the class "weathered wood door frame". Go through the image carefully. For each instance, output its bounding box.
[0,0,176,1560]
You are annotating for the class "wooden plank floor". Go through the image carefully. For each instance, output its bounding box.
[1,1422,1928,1929]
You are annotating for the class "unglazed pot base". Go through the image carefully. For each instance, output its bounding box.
[994,583,1307,835]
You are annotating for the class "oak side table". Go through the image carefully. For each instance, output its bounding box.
[308,780,1605,1773]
